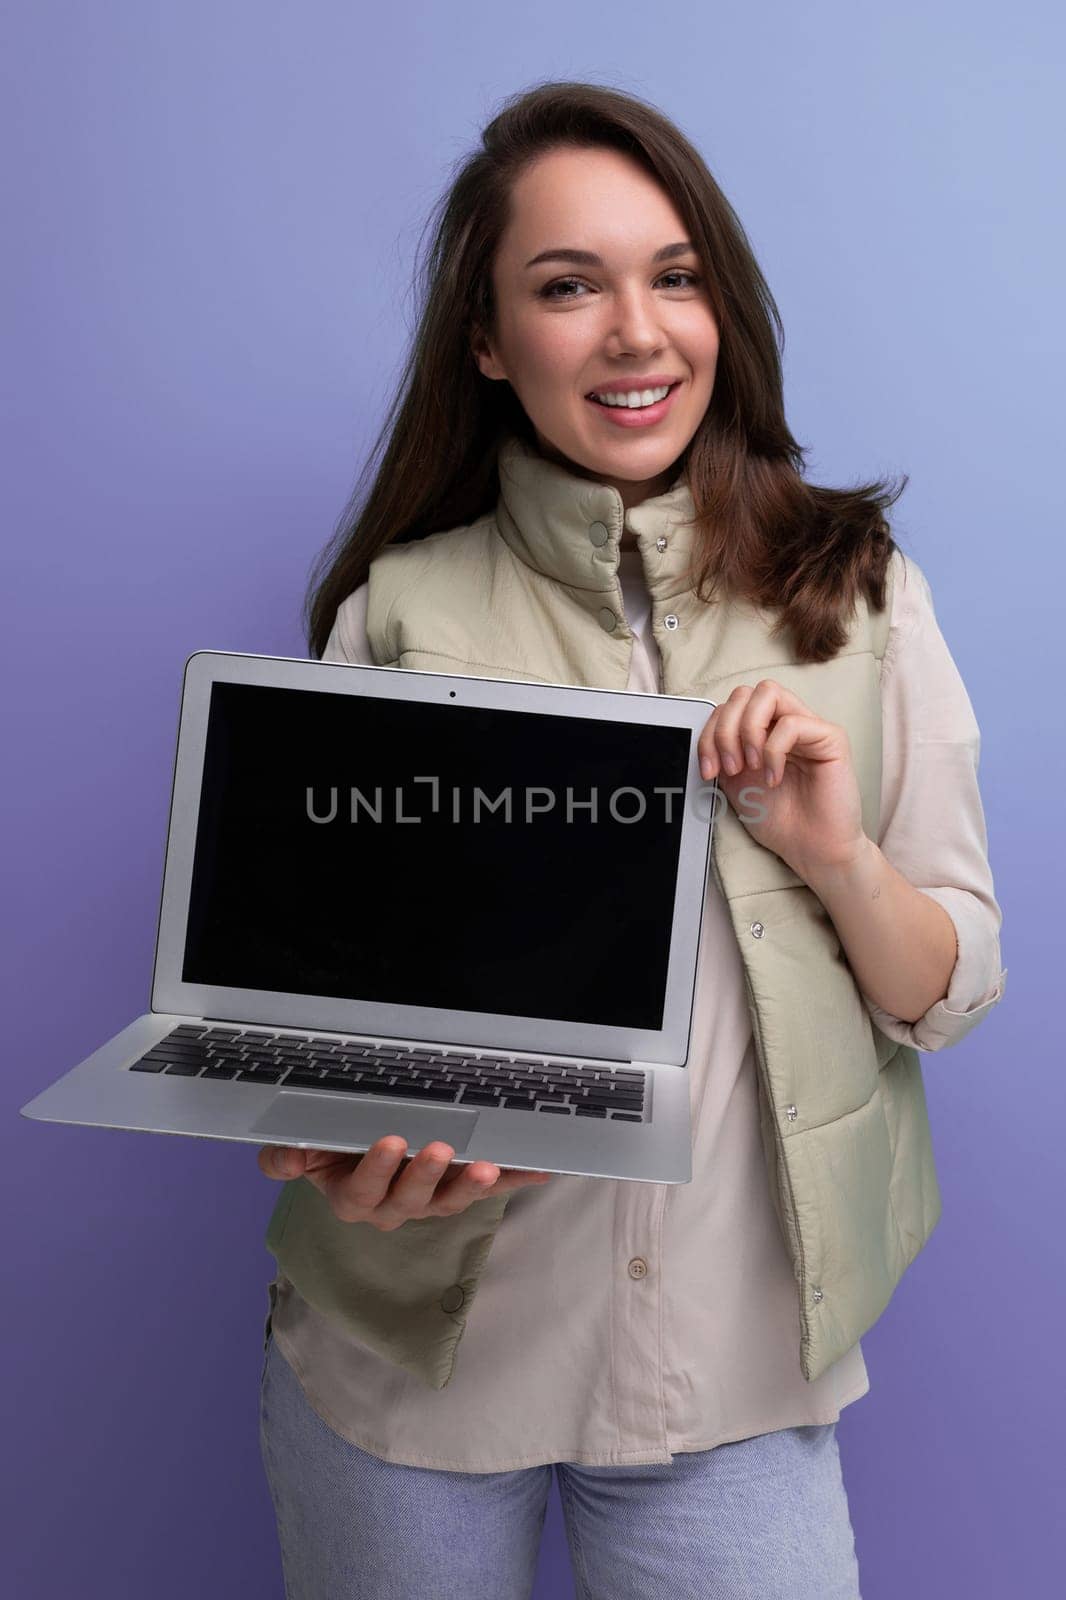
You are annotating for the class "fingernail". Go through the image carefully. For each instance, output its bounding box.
[700,755,714,779]
[745,745,760,770]
[723,754,738,775]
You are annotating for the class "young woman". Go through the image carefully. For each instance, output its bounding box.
[256,81,1006,1599]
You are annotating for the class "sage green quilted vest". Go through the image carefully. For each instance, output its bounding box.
[265,432,942,1390]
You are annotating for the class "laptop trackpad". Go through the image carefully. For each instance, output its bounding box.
[250,1091,479,1154]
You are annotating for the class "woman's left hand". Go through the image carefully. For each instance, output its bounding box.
[698,681,868,882]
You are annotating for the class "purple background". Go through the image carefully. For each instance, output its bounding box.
[4,4,1060,1595]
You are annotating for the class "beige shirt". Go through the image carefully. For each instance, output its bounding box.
[268,548,1007,1472]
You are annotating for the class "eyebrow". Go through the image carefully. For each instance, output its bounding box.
[523,241,697,270]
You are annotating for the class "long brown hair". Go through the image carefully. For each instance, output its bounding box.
[305,79,904,663]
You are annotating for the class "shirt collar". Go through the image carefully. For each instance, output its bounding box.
[494,432,700,603]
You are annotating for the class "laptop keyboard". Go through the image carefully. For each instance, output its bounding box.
[128,1025,648,1121]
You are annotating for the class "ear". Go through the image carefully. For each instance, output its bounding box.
[470,328,507,383]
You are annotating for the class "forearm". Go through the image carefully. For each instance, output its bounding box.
[801,836,959,1024]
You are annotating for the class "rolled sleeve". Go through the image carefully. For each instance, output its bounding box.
[863,885,1007,1052]
[863,553,1008,1053]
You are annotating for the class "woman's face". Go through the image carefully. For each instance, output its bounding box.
[473,146,720,510]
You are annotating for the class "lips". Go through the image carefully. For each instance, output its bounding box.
[585,382,682,428]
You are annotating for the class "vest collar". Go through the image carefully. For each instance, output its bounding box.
[495,432,701,605]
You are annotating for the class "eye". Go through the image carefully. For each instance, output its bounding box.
[538,270,703,300]
[538,277,589,300]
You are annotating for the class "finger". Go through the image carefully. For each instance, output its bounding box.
[434,1162,554,1212]
[762,712,842,780]
[327,1136,410,1220]
[715,687,762,776]
[698,687,755,778]
[734,681,790,771]
[736,681,818,770]
[387,1142,465,1214]
[418,1157,502,1216]
[258,1144,306,1180]
[493,1166,554,1191]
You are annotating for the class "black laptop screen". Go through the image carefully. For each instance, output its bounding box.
[181,680,691,1030]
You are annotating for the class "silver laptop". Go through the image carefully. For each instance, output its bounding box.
[20,649,719,1183]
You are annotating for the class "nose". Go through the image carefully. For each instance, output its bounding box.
[605,283,667,358]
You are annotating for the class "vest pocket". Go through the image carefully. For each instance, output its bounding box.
[264,1177,515,1390]
[785,1090,899,1378]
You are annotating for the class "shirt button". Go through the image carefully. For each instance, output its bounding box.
[628,1258,648,1279]
[750,921,765,938]
[440,1285,465,1313]
[655,536,668,552]
[598,607,617,632]
[588,521,610,547]
[663,613,679,630]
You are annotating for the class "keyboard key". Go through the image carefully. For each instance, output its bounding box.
[381,1083,459,1102]
[142,1049,208,1066]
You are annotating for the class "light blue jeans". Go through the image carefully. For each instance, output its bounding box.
[259,1331,862,1599]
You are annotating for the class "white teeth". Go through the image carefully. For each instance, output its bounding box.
[590,385,672,408]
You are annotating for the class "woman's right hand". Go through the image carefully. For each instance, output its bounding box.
[257,1136,554,1230]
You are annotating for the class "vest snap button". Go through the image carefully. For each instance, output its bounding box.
[655,536,668,552]
[786,1104,798,1121]
[588,521,610,547]
[664,613,679,630]
[441,1285,466,1313]
[598,607,617,632]
[812,1287,825,1304]
[750,921,764,938]
[627,1257,648,1279]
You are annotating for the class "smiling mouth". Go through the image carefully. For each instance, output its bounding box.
[585,381,682,409]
